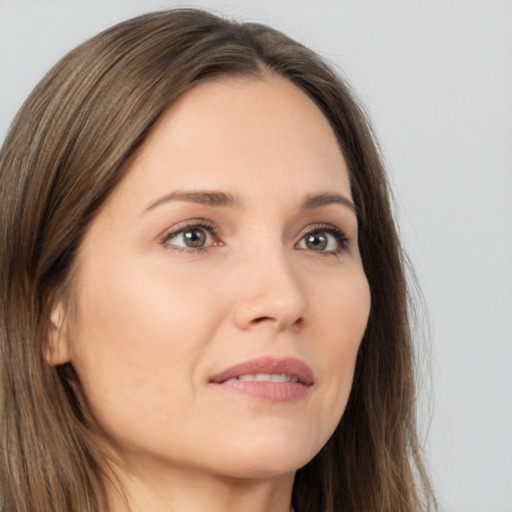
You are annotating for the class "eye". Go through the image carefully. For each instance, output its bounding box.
[161,221,220,252]
[296,225,349,254]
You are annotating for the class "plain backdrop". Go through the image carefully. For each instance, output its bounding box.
[1,1,511,511]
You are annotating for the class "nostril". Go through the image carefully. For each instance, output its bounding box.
[252,316,273,324]
[251,316,304,329]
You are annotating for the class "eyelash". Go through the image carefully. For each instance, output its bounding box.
[161,220,219,254]
[299,223,350,255]
[160,221,350,255]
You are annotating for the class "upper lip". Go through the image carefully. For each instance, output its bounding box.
[209,356,314,386]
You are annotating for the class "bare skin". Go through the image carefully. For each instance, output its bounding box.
[49,75,371,512]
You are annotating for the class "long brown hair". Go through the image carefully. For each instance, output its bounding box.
[0,9,435,512]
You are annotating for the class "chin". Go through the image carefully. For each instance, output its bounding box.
[205,432,321,480]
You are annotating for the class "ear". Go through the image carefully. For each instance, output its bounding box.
[45,301,72,366]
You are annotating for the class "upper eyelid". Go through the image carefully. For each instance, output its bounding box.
[159,220,218,248]
[298,223,350,240]
[159,218,351,247]
[300,225,350,248]
[300,222,346,233]
[161,220,347,236]
[162,219,217,236]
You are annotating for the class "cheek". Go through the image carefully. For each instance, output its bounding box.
[73,255,224,352]
[67,258,228,421]
[310,269,370,412]
[313,266,370,352]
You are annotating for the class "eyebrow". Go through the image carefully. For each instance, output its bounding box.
[141,189,357,215]
[142,190,246,214]
[302,193,357,214]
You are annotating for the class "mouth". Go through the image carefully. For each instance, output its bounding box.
[209,356,314,403]
[223,373,299,383]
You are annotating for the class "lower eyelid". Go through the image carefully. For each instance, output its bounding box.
[159,222,350,254]
[160,231,211,252]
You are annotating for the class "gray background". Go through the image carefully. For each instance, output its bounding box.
[1,1,511,510]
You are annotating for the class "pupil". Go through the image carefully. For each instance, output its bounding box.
[184,229,206,247]
[307,233,327,251]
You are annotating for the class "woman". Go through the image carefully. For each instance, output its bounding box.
[0,8,436,512]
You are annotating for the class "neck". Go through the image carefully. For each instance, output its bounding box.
[106,462,295,512]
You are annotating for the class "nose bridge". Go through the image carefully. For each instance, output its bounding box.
[232,237,307,330]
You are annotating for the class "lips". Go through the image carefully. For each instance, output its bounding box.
[209,357,314,403]
[209,356,314,385]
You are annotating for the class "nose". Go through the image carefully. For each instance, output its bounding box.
[232,249,307,332]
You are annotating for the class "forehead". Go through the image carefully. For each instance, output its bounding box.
[110,75,351,212]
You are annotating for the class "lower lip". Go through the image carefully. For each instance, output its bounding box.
[211,380,311,403]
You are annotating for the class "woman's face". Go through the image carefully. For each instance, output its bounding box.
[53,76,371,481]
